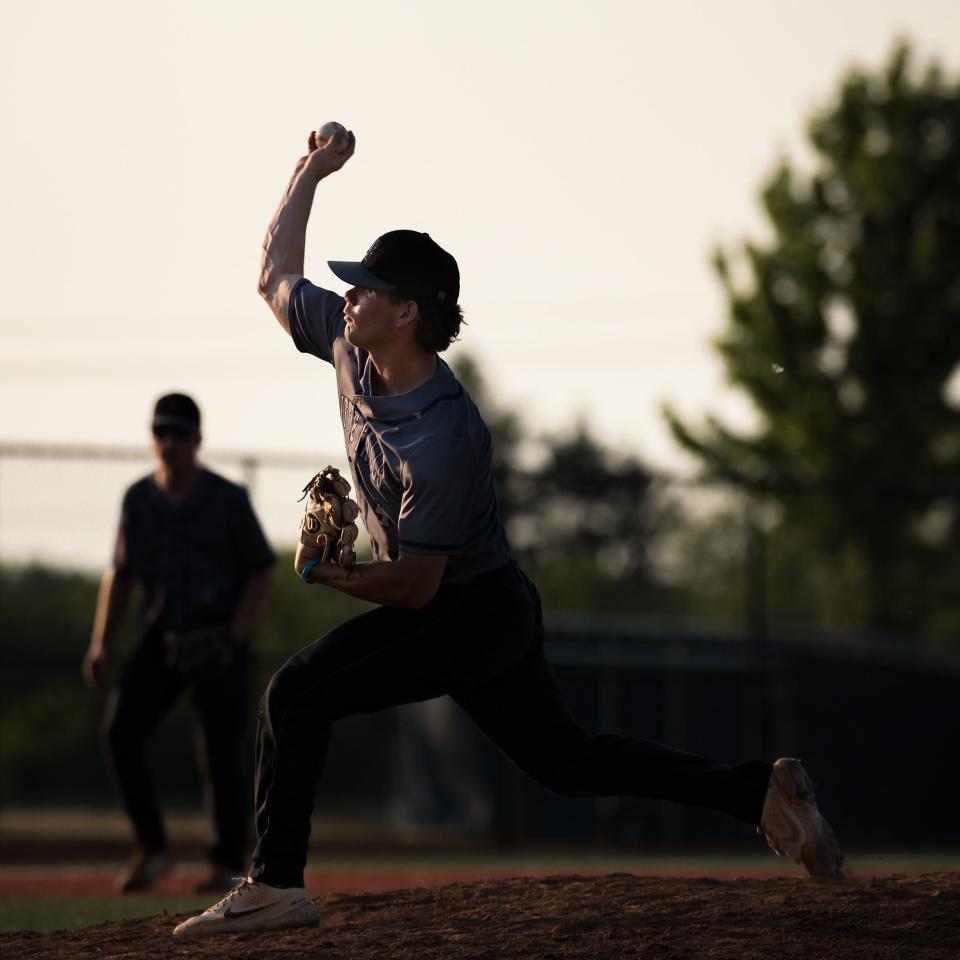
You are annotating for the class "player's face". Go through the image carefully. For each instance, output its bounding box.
[342,287,405,351]
[150,426,200,474]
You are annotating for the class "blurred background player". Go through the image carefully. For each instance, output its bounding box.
[82,392,275,892]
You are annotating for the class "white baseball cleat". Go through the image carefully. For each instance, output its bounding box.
[758,757,847,879]
[172,877,321,937]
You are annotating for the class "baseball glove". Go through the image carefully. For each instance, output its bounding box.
[162,625,238,676]
[299,465,359,568]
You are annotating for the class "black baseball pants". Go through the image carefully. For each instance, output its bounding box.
[102,629,250,871]
[250,561,772,888]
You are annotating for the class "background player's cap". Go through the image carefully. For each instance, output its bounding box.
[151,393,201,433]
[328,230,460,304]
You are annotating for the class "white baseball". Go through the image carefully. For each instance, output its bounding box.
[316,121,347,145]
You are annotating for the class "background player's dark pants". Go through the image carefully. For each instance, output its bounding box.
[251,562,772,888]
[102,629,250,871]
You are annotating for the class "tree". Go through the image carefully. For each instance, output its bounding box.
[512,423,658,584]
[665,41,960,635]
[449,354,527,532]
[453,354,663,611]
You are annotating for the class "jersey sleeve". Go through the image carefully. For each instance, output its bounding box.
[398,434,478,556]
[287,278,347,364]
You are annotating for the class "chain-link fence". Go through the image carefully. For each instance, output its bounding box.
[0,440,362,571]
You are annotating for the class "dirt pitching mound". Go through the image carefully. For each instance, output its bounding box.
[5,871,959,959]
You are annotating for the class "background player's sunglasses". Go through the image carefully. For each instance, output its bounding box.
[152,425,195,441]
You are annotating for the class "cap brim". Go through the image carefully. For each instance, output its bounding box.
[327,260,398,290]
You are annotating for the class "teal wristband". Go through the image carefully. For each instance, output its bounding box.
[301,557,322,584]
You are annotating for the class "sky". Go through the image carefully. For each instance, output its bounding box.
[2,0,960,566]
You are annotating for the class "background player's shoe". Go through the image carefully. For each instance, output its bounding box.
[114,848,173,892]
[759,757,847,879]
[172,877,320,936]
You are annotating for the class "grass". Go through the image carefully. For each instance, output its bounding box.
[0,896,210,934]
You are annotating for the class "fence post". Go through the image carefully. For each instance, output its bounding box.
[744,497,769,759]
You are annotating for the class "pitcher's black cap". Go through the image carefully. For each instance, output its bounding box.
[151,393,201,432]
[328,230,459,304]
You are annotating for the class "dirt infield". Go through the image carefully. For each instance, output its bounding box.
[4,871,960,960]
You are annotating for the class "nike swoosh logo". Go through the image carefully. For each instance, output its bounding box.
[223,902,291,920]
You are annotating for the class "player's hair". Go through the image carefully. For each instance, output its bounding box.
[387,290,465,353]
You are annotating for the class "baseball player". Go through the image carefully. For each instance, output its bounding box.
[174,130,845,937]
[83,392,276,893]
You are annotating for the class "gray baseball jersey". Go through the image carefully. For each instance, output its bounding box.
[288,279,511,583]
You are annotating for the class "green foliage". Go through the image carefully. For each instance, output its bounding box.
[0,559,382,806]
[654,506,749,628]
[0,566,112,801]
[0,896,212,933]
[256,549,373,661]
[664,40,960,636]
[515,424,659,582]
[657,501,874,631]
[453,356,664,609]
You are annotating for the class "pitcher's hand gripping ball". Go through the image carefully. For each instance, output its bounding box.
[299,466,359,568]
[314,121,347,146]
